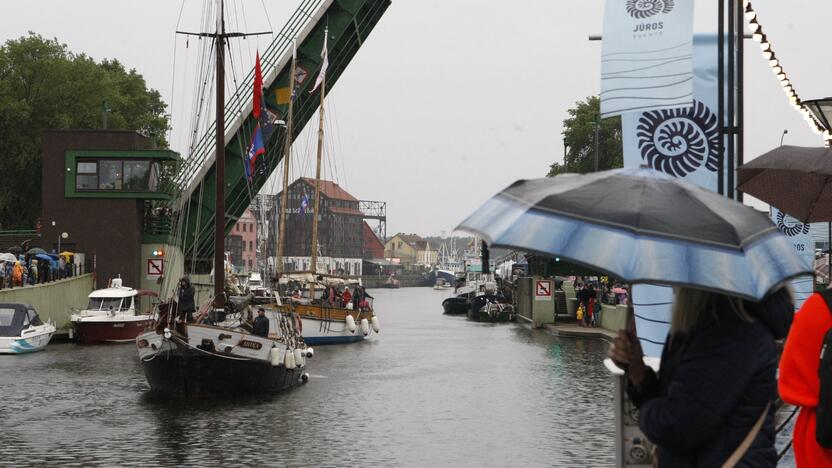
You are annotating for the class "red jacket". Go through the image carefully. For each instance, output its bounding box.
[779,293,832,467]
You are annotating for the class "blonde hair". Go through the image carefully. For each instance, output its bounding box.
[671,287,751,334]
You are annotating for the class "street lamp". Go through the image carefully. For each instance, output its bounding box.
[802,98,832,281]
[779,129,788,146]
[58,232,68,254]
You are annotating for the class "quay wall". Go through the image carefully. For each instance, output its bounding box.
[0,274,95,330]
[361,274,426,288]
[517,277,628,336]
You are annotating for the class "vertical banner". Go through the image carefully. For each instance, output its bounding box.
[600,0,694,118]
[771,208,815,308]
[622,35,722,357]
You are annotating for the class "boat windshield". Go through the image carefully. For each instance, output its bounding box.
[249,280,261,287]
[0,307,14,327]
[87,297,128,311]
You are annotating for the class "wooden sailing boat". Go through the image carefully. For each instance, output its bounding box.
[274,29,380,345]
[136,0,311,398]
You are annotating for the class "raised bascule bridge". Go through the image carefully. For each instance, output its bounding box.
[142,0,390,288]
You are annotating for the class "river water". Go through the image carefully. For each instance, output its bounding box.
[1,287,616,466]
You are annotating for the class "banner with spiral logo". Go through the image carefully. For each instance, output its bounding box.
[621,34,724,357]
[600,0,694,117]
[771,208,814,308]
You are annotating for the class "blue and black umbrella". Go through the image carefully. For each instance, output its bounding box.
[457,167,811,301]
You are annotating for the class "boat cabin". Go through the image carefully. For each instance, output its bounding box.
[0,304,44,337]
[82,278,158,316]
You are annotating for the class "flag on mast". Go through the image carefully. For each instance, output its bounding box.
[244,125,266,181]
[311,30,328,92]
[253,51,263,119]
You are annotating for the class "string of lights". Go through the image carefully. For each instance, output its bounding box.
[743,0,832,142]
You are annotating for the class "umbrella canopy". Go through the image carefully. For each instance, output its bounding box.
[26,247,47,256]
[0,253,17,263]
[59,251,74,258]
[457,167,811,301]
[738,145,832,223]
[34,253,53,262]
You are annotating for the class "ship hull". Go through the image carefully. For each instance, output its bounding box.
[74,319,152,343]
[139,338,303,398]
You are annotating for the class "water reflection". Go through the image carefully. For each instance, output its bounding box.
[1,288,615,466]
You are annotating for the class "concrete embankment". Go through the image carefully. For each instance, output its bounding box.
[0,274,95,333]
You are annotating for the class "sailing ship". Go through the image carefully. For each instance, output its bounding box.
[136,1,310,397]
[272,30,380,345]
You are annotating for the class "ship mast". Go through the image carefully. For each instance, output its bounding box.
[309,29,328,281]
[213,0,226,308]
[175,0,271,308]
[275,43,297,277]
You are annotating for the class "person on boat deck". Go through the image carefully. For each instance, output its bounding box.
[359,287,374,311]
[322,285,340,306]
[341,288,352,308]
[252,307,269,338]
[177,276,196,322]
[608,286,792,467]
[778,290,832,466]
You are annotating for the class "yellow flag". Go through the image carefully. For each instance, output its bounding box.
[276,87,291,105]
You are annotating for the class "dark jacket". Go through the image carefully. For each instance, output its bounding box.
[178,284,196,312]
[627,290,792,467]
[252,315,269,338]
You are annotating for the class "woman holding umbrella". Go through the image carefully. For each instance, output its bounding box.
[609,287,792,466]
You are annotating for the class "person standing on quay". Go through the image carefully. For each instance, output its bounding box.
[778,292,832,466]
[609,287,791,466]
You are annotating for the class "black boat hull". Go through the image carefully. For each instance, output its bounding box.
[141,344,304,398]
[442,297,468,315]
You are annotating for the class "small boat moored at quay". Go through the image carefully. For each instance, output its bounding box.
[442,296,469,315]
[0,303,55,354]
[71,278,156,343]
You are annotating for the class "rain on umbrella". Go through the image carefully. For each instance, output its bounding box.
[457,167,811,301]
[26,247,48,256]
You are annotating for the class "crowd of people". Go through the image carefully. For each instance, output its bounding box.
[0,254,79,290]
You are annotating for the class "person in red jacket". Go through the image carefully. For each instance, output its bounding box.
[779,292,832,467]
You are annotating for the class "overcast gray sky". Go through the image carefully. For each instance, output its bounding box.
[2,1,830,236]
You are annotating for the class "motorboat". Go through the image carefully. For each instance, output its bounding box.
[71,278,156,344]
[0,304,55,354]
[247,272,270,298]
[433,278,453,290]
[382,274,400,289]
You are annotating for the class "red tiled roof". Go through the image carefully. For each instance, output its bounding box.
[362,222,385,258]
[300,178,358,202]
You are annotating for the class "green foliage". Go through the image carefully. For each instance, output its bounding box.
[0,33,170,229]
[548,96,623,177]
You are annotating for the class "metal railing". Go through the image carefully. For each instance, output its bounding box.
[173,0,326,194]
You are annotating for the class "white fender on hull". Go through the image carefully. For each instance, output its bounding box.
[306,347,315,358]
[269,347,282,366]
[371,316,380,333]
[360,318,370,336]
[284,348,296,369]
[346,314,357,333]
[293,348,304,368]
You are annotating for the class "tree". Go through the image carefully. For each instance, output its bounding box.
[548,96,623,177]
[0,33,170,229]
